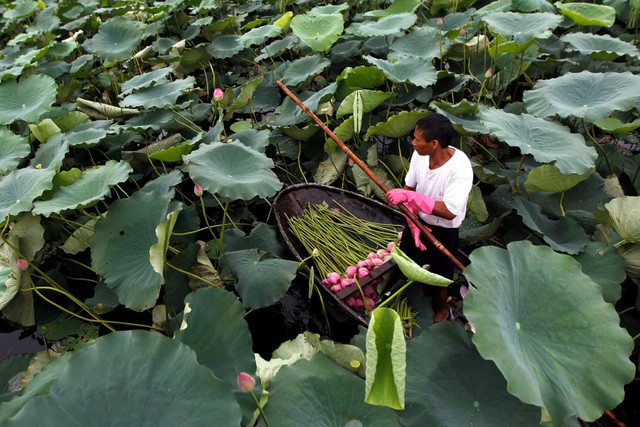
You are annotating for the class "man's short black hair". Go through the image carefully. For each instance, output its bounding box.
[415,113,455,148]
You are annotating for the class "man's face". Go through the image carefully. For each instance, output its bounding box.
[410,127,438,156]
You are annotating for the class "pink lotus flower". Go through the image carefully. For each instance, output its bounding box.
[237,372,255,393]
[17,259,28,270]
[321,279,331,287]
[327,272,341,285]
[357,267,369,279]
[364,259,374,269]
[213,87,224,102]
[364,286,377,299]
[193,183,203,197]
[345,296,356,307]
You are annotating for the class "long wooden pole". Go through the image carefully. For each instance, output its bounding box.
[275,80,465,271]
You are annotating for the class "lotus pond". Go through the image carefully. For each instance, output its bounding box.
[1,0,640,426]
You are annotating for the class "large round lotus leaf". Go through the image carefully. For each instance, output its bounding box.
[207,34,245,59]
[119,77,195,109]
[290,11,344,52]
[4,331,241,426]
[464,241,635,423]
[389,26,447,60]
[33,160,132,217]
[225,249,297,309]
[524,164,591,194]
[479,107,597,175]
[604,196,640,243]
[184,141,282,200]
[574,241,625,305]
[236,24,281,47]
[401,322,540,426]
[563,33,640,60]
[0,128,30,174]
[512,0,556,13]
[336,66,386,95]
[120,67,172,96]
[0,168,55,223]
[91,191,178,311]
[0,75,57,125]
[87,16,145,62]
[263,353,401,427]
[281,54,331,86]
[230,128,270,152]
[346,13,417,37]
[336,89,394,119]
[555,1,616,27]
[364,55,439,88]
[523,71,640,123]
[482,12,562,45]
[365,110,428,139]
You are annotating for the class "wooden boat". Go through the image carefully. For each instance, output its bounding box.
[273,183,404,326]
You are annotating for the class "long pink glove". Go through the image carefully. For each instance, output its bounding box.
[386,189,434,251]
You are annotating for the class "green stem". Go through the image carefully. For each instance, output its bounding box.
[250,390,271,427]
[583,119,612,174]
[513,155,525,195]
[559,191,566,217]
[166,262,221,288]
[377,280,415,309]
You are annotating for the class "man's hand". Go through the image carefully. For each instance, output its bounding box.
[386,189,435,215]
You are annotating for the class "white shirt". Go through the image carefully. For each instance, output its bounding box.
[404,147,473,228]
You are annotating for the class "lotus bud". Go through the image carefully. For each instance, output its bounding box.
[377,249,389,258]
[371,258,383,267]
[327,272,341,284]
[357,260,368,269]
[459,27,466,36]
[354,298,364,308]
[193,183,203,197]
[459,285,468,299]
[321,279,331,287]
[437,17,443,26]
[357,267,369,279]
[236,372,255,393]
[341,278,354,289]
[345,296,356,307]
[364,259,374,269]
[330,284,342,293]
[386,241,396,253]
[364,286,377,299]
[213,87,224,102]
[484,67,492,79]
[345,265,357,278]
[17,259,28,271]
[367,252,377,260]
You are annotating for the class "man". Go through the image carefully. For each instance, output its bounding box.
[385,113,473,322]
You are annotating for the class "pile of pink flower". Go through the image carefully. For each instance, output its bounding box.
[321,242,396,311]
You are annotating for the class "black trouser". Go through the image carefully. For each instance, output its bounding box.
[399,219,458,297]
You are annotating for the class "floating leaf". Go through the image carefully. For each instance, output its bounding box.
[28,119,60,143]
[482,12,562,45]
[33,160,132,216]
[346,13,417,37]
[604,196,640,243]
[185,141,282,200]
[0,74,57,125]
[290,10,344,52]
[555,1,616,27]
[390,246,452,287]
[225,249,297,309]
[464,241,635,423]
[119,77,195,109]
[523,71,640,123]
[479,107,597,175]
[525,164,591,193]
[281,55,331,86]
[365,308,405,410]
[0,128,30,174]
[86,16,145,62]
[364,55,439,88]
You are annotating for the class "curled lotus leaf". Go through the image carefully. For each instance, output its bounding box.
[604,196,640,243]
[390,246,452,287]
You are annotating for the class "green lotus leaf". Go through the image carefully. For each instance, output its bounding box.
[389,26,446,60]
[63,119,112,147]
[236,24,281,47]
[30,134,69,171]
[336,66,387,97]
[91,191,180,311]
[0,353,32,400]
[224,75,264,120]
[460,216,504,246]
[230,128,270,153]
[512,0,556,12]
[28,118,60,143]
[402,322,540,426]
[270,82,337,127]
[119,77,195,109]
[604,196,640,243]
[432,100,490,135]
[33,160,132,217]
[464,241,635,423]
[365,110,428,139]
[148,143,193,162]
[346,13,417,37]
[0,128,30,174]
[479,107,597,175]
[222,222,286,258]
[120,67,173,96]
[225,248,297,309]
[184,141,282,200]
[336,89,394,119]
[574,241,625,304]
[366,0,422,17]
[0,74,57,125]
[525,164,591,193]
[482,12,562,45]
[555,1,616,27]
[512,196,589,254]
[0,266,16,312]
[523,71,640,123]
[563,33,640,60]
[365,307,406,410]
[59,218,96,255]
[3,331,241,426]
[290,11,344,52]
[263,353,401,426]
[281,55,331,86]
[87,16,145,62]
[4,0,38,20]
[255,35,299,61]
[364,55,438,88]
[593,117,640,134]
[390,246,453,286]
[617,243,640,279]
[206,35,245,59]
[0,168,55,223]
[314,149,347,185]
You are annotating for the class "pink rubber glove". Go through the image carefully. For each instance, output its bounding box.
[403,203,430,251]
[386,189,435,214]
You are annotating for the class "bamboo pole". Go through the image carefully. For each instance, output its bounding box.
[275,80,465,271]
